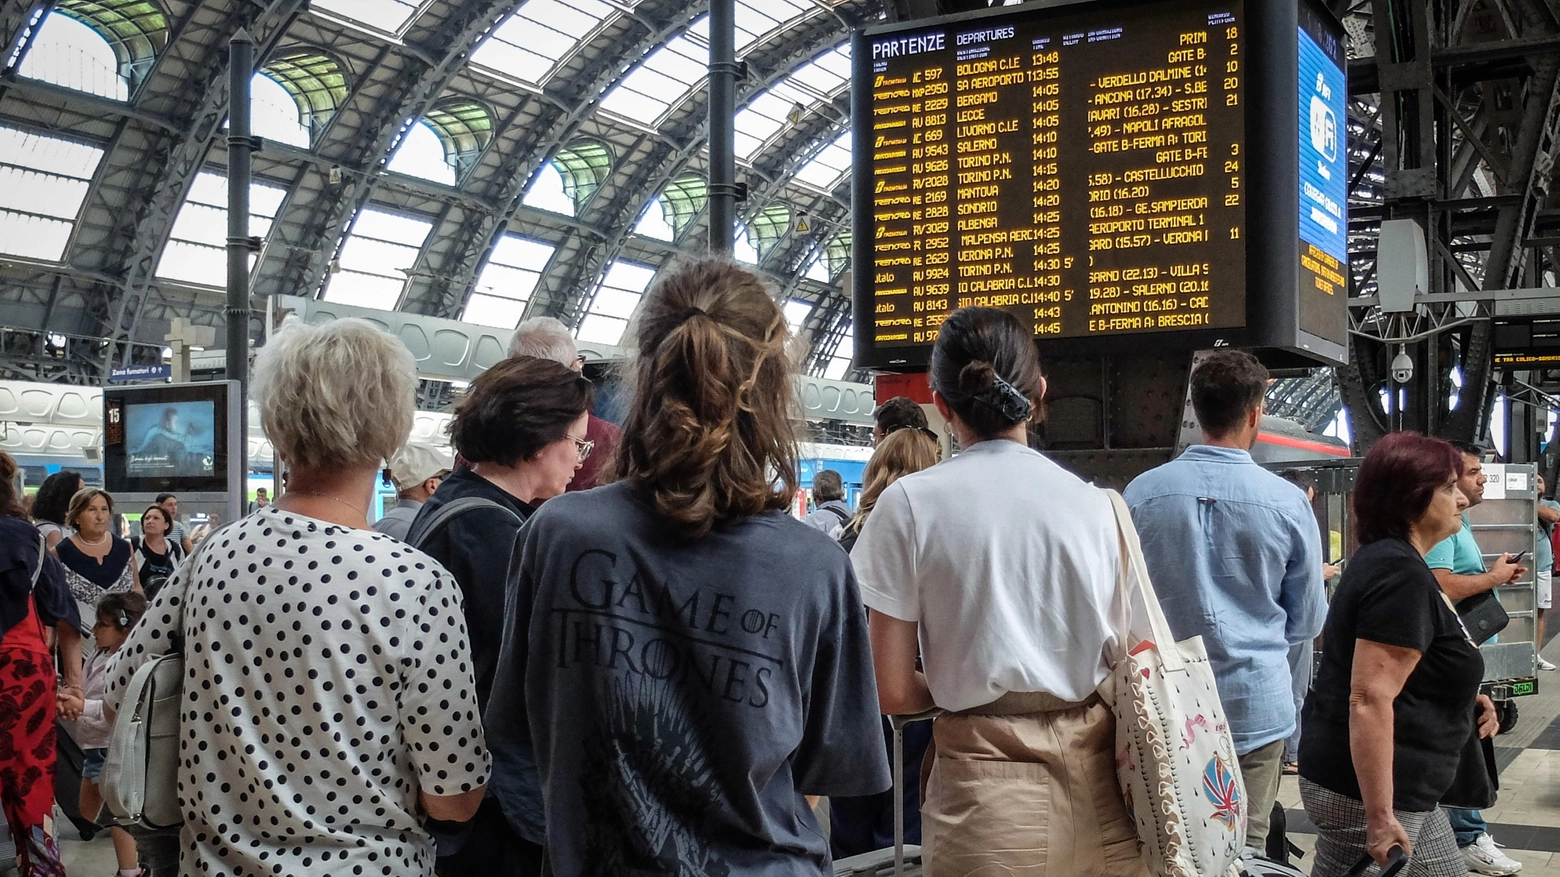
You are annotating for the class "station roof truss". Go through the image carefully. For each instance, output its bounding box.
[4,0,1558,426]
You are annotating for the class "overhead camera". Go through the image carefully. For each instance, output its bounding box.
[1391,348,1414,384]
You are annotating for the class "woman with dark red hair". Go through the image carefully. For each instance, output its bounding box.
[1299,432,1500,877]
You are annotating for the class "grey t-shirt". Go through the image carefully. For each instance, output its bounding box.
[488,481,890,876]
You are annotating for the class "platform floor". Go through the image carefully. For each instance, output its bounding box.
[53,638,1560,876]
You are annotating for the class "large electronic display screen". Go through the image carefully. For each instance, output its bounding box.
[1297,5,1348,342]
[853,0,1348,369]
[104,382,232,494]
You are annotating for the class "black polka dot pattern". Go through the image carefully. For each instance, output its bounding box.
[104,507,491,876]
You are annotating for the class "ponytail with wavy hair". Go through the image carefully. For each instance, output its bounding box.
[613,258,798,539]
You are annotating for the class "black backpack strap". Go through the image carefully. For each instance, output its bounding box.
[406,497,521,550]
[825,504,850,524]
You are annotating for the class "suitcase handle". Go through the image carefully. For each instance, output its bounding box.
[889,710,941,877]
[1342,847,1408,877]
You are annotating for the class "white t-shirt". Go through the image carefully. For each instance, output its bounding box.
[854,439,1151,711]
[107,507,491,877]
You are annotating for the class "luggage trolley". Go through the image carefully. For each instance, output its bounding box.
[1264,458,1541,718]
[1465,462,1541,710]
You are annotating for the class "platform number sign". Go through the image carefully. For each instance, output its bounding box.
[104,398,125,447]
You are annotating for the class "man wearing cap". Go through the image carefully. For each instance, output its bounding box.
[373,444,450,541]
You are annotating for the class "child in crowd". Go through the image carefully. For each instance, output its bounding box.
[62,591,148,877]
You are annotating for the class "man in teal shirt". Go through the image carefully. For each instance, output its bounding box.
[1425,442,1523,875]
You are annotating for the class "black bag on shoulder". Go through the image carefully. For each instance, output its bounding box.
[1456,591,1509,645]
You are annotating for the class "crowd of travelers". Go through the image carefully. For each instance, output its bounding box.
[0,256,1543,877]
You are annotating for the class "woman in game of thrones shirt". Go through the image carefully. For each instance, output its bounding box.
[487,258,889,876]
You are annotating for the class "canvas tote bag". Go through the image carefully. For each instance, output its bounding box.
[100,523,233,830]
[1101,490,1246,877]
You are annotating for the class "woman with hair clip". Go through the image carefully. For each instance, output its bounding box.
[487,258,889,876]
[853,306,1151,877]
[830,426,941,858]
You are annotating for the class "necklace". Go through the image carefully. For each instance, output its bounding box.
[286,491,367,517]
[76,531,110,548]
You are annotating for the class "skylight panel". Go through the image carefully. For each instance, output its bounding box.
[823,326,854,380]
[792,131,850,190]
[474,0,622,84]
[0,125,105,262]
[597,17,708,124]
[523,163,576,216]
[251,72,311,148]
[156,170,286,286]
[311,0,422,35]
[386,121,457,185]
[322,207,433,310]
[805,252,831,282]
[634,198,675,241]
[577,260,655,345]
[464,234,554,328]
[783,300,812,335]
[17,11,127,100]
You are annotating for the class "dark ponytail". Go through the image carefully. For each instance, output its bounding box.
[929,307,1045,441]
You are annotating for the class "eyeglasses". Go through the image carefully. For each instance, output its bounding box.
[569,435,595,463]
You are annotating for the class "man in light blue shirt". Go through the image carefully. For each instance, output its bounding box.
[1125,350,1325,852]
[1426,442,1524,875]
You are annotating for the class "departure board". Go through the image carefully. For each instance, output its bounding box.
[853,0,1350,369]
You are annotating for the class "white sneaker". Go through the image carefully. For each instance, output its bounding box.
[1465,833,1523,875]
[1538,656,1556,671]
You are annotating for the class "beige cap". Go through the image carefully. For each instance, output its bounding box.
[388,443,452,492]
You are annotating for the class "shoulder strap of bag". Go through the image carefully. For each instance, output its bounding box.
[406,496,521,549]
[29,532,45,594]
[824,504,850,524]
[1103,488,1185,673]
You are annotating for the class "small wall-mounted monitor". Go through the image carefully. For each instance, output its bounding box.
[103,381,241,496]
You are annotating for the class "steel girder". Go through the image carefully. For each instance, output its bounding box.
[96,0,307,381]
[265,0,523,306]
[548,13,869,329]
[403,0,710,321]
[1340,0,1560,452]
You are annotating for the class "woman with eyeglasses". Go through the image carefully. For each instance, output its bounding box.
[408,353,595,877]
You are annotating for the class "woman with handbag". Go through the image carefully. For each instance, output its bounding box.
[105,317,490,877]
[852,306,1149,877]
[0,450,84,876]
[1299,432,1501,876]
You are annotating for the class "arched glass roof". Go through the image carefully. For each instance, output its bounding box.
[0,0,892,381]
[474,0,640,85]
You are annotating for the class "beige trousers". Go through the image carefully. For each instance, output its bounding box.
[1237,739,1286,849]
[920,696,1148,877]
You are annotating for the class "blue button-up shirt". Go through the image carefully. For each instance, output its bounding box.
[1124,445,1326,753]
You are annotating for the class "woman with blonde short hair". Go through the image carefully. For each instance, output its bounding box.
[107,318,490,877]
[488,259,889,876]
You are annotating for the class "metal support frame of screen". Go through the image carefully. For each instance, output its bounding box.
[851,0,1348,370]
[103,380,243,500]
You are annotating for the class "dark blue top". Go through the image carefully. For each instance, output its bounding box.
[408,468,537,841]
[1,517,80,639]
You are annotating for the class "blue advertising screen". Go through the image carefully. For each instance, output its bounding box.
[124,399,216,478]
[1297,21,1347,325]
